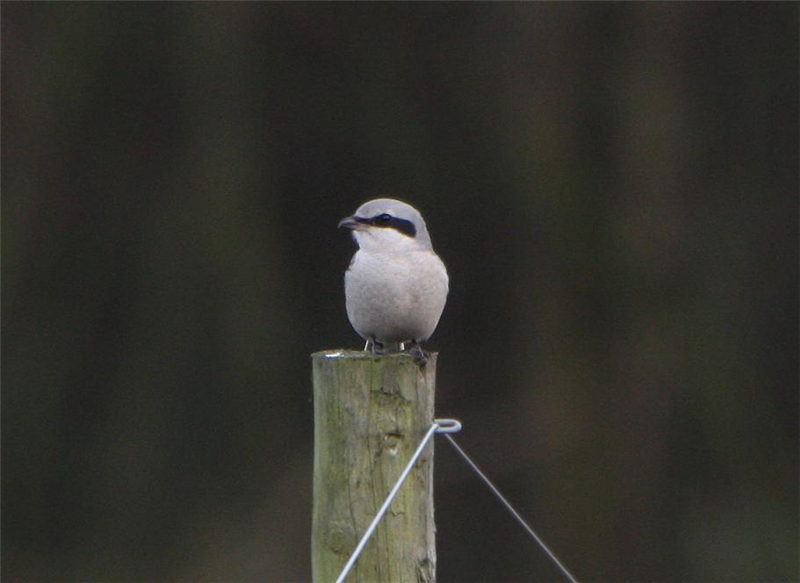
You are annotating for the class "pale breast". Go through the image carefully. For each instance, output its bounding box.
[344,249,448,343]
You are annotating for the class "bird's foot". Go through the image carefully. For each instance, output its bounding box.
[365,339,388,355]
[405,341,429,365]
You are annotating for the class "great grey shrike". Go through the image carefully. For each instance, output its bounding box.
[338,198,449,355]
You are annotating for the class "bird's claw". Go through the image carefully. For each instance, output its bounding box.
[364,339,388,355]
[406,341,429,365]
[364,338,427,364]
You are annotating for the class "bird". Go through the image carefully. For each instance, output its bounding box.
[338,198,449,356]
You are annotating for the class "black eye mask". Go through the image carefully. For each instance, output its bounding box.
[356,214,417,238]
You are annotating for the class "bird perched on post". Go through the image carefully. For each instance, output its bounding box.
[338,198,449,356]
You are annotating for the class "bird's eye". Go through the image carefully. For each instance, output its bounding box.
[374,213,392,226]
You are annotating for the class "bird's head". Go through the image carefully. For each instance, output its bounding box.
[338,198,434,253]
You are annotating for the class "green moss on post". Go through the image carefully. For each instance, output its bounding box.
[311,350,437,583]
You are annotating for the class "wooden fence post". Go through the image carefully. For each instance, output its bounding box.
[311,350,437,583]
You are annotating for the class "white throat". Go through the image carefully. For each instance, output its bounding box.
[353,228,427,254]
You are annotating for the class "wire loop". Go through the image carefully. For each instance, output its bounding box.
[434,418,462,433]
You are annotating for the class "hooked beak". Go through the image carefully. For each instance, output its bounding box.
[338,215,369,231]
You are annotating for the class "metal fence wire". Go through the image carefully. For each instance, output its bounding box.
[335,419,579,583]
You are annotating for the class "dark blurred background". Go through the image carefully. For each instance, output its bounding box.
[3,3,798,582]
